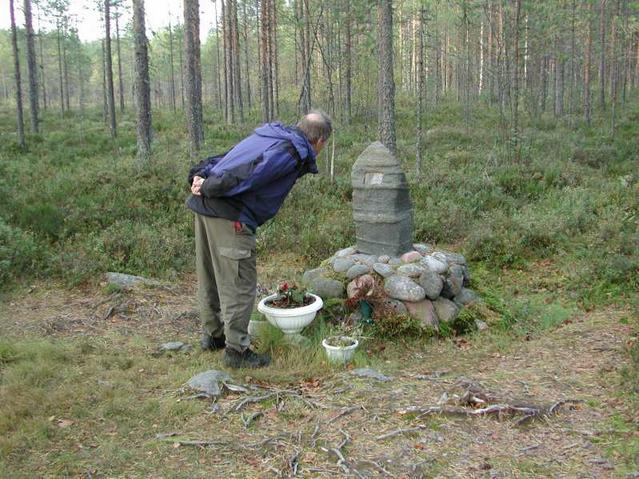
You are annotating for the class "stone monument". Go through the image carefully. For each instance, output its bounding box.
[351,142,413,256]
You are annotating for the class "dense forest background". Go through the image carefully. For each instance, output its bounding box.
[3,0,639,143]
[0,0,637,308]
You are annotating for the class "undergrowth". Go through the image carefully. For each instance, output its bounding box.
[0,100,637,313]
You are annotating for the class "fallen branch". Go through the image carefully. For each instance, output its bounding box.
[327,405,362,424]
[376,425,427,441]
[168,439,225,447]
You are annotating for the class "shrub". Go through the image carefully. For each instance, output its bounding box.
[0,218,49,288]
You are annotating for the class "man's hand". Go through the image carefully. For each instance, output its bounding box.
[191,175,204,196]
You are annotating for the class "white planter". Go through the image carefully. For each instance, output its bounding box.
[257,293,323,335]
[322,336,359,364]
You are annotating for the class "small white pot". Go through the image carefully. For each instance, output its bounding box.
[322,336,359,364]
[257,293,323,335]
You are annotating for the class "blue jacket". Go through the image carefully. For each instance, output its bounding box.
[186,123,318,231]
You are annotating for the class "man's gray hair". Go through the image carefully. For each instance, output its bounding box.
[296,109,332,144]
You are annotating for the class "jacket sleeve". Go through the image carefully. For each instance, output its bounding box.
[201,146,299,198]
[187,151,229,185]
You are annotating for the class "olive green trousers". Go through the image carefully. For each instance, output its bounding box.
[194,214,256,352]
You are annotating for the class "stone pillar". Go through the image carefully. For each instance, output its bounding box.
[351,141,413,256]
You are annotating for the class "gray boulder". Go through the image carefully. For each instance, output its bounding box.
[335,246,357,258]
[309,276,345,299]
[400,251,422,263]
[388,257,402,266]
[441,251,467,265]
[384,275,426,302]
[413,243,433,255]
[378,255,391,264]
[433,297,459,323]
[421,256,448,274]
[352,253,377,266]
[379,298,408,316]
[397,263,425,278]
[302,267,327,286]
[373,262,395,278]
[418,269,444,300]
[333,257,356,273]
[346,264,371,280]
[447,265,465,297]
[454,288,481,306]
[404,299,439,330]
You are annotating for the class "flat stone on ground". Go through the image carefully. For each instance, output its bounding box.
[186,370,232,397]
[350,368,393,382]
[378,255,391,263]
[384,275,426,302]
[105,272,154,288]
[159,341,193,353]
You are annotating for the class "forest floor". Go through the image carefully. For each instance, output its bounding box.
[1,256,637,478]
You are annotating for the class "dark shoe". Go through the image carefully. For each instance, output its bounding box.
[200,334,226,351]
[222,348,271,369]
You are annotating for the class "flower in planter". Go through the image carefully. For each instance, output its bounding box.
[265,282,315,309]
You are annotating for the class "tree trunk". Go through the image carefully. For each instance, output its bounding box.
[24,0,39,133]
[599,0,607,111]
[513,0,522,160]
[105,0,117,138]
[377,0,396,152]
[62,18,70,112]
[222,0,233,123]
[260,0,272,121]
[101,39,107,123]
[56,23,64,115]
[115,7,125,113]
[10,0,25,147]
[231,0,244,121]
[184,0,204,156]
[584,0,593,125]
[213,1,223,111]
[415,5,425,177]
[344,0,352,123]
[169,20,177,112]
[37,6,47,111]
[269,0,278,116]
[242,1,252,111]
[133,0,152,160]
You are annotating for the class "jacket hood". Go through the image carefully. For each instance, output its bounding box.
[254,122,318,174]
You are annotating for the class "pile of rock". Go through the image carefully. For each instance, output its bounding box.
[302,243,481,331]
